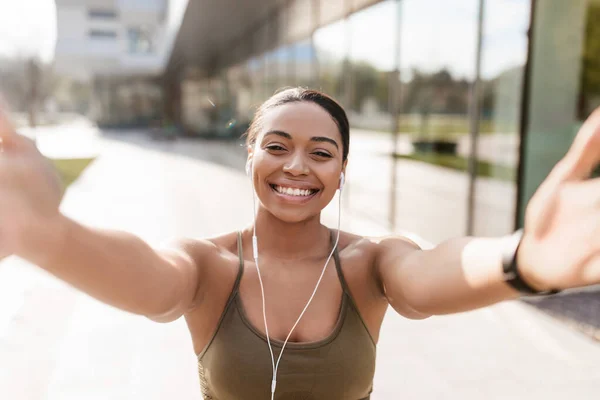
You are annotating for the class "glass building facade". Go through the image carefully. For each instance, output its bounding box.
[176,0,600,246]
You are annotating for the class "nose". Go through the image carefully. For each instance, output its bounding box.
[283,153,309,176]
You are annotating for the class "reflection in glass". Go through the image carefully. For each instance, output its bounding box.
[472,0,530,237]
[520,0,600,340]
[278,44,295,89]
[264,49,279,98]
[314,20,348,105]
[227,63,253,132]
[248,55,266,106]
[394,0,478,242]
[294,39,317,88]
[579,0,600,123]
[343,0,397,227]
[348,0,396,132]
[520,0,597,221]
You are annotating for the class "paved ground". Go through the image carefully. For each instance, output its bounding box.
[1,122,599,399]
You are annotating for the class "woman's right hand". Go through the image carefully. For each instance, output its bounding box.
[0,106,204,319]
[0,107,65,261]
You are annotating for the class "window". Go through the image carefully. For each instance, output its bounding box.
[520,0,600,224]
[314,19,348,105]
[472,0,531,237]
[349,1,396,127]
[88,9,117,19]
[127,28,154,54]
[394,0,480,242]
[294,38,317,88]
[89,30,117,39]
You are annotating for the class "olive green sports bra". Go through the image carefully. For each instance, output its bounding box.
[197,231,377,399]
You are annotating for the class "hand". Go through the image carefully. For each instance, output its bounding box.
[0,106,65,261]
[518,107,600,292]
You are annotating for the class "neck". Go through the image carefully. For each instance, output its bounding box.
[247,208,331,260]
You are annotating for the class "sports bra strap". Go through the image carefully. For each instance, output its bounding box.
[330,229,376,346]
[330,229,351,296]
[232,231,244,292]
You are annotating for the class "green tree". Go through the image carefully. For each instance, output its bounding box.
[580,2,600,119]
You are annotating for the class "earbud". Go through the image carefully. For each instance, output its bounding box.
[246,160,252,176]
[339,172,345,191]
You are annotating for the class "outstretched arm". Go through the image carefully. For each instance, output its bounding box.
[377,107,600,317]
[377,236,518,317]
[0,106,209,323]
[29,216,208,323]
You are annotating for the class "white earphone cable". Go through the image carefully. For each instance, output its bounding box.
[270,192,341,398]
[249,163,343,400]
[250,174,277,392]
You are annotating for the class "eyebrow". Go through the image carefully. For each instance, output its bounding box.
[263,130,339,149]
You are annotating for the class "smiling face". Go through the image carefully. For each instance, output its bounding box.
[248,101,347,223]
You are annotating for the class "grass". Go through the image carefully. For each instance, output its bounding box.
[394,152,516,182]
[50,157,96,188]
[352,114,511,139]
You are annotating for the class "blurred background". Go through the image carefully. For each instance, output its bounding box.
[1,0,600,399]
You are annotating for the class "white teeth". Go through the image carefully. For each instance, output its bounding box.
[274,185,315,197]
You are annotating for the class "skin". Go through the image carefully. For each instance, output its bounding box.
[186,102,399,350]
[2,99,600,358]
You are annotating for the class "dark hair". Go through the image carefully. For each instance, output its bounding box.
[244,87,350,162]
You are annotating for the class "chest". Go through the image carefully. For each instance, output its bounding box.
[185,242,387,358]
[239,258,343,343]
[198,291,376,400]
[238,252,383,344]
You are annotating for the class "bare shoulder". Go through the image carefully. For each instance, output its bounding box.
[159,231,243,301]
[161,231,240,264]
[365,233,430,319]
[349,233,423,293]
[372,234,422,254]
[335,230,376,257]
[369,234,423,271]
[337,230,421,259]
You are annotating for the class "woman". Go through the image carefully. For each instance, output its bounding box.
[1,87,599,400]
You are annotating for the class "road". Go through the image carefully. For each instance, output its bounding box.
[0,122,599,400]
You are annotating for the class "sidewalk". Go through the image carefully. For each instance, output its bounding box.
[0,124,599,399]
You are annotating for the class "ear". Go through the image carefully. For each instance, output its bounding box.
[246,144,254,175]
[340,160,348,190]
[341,160,348,179]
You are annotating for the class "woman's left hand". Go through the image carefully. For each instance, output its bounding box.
[517,107,600,292]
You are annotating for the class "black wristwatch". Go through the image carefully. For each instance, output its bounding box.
[501,229,561,296]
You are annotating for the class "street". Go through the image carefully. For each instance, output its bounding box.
[0,123,599,400]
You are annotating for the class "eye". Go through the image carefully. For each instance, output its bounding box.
[313,151,333,158]
[266,145,286,152]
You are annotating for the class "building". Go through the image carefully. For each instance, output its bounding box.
[54,0,169,79]
[164,0,600,245]
[53,0,171,126]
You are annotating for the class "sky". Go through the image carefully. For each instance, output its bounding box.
[0,0,57,62]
